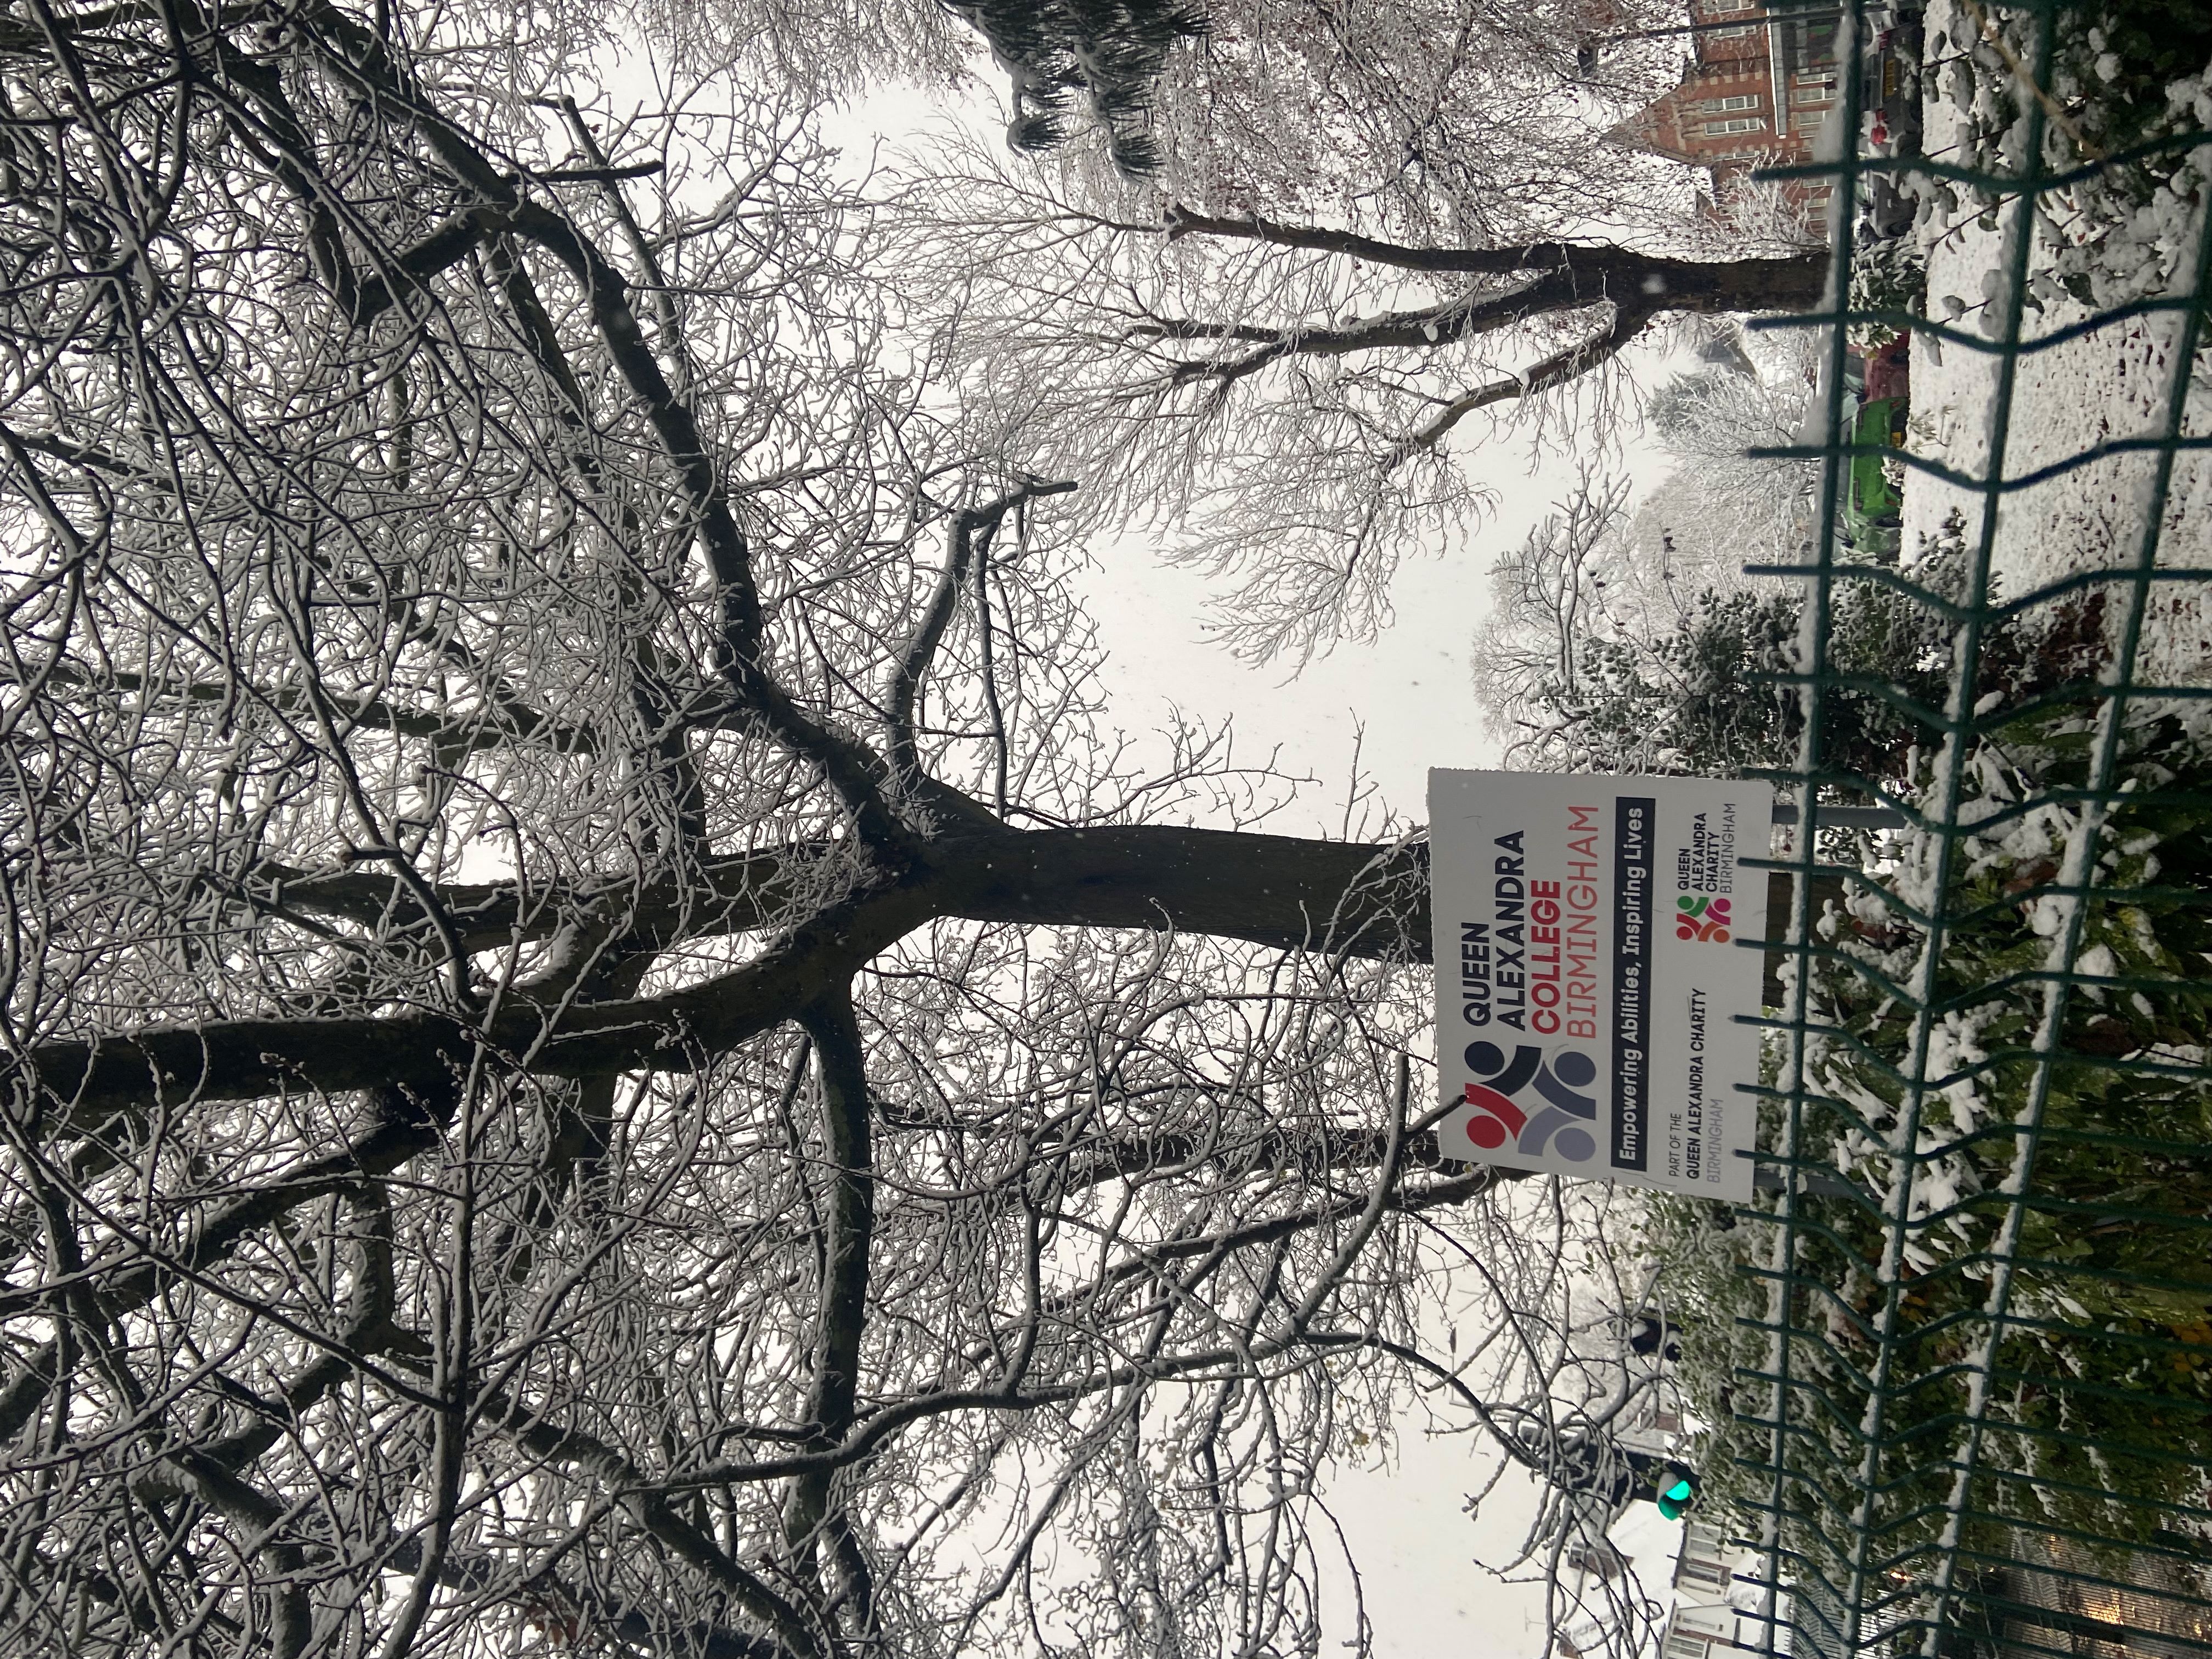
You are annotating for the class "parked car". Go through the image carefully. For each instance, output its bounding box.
[1839,337,1910,551]
[1861,4,1926,241]
[1863,9,1925,156]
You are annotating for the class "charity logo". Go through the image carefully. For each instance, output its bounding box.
[1461,1041,1599,1163]
[1676,893,1731,942]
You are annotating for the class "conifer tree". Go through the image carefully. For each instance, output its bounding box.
[947,0,1207,171]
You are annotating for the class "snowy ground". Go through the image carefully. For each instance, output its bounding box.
[1901,0,2212,690]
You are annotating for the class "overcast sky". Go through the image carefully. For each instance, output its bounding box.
[1079,461,1562,831]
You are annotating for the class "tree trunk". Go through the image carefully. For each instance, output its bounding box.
[27,825,1857,1114]
[1164,206,1830,317]
[26,825,1431,1114]
[1599,251,1827,314]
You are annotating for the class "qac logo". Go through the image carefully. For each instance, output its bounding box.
[1676,893,1731,942]
[1460,1042,1598,1164]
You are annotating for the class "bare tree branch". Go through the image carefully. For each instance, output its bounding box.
[0,10,1599,1653]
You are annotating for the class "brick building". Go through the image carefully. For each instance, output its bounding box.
[1611,1,1843,221]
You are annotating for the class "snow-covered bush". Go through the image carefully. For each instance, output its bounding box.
[1639,684,2212,1559]
[1923,0,2212,311]
[1848,235,1927,347]
[1537,517,1996,785]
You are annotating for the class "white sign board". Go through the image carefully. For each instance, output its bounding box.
[1429,770,1771,1200]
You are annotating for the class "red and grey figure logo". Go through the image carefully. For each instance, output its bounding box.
[1461,1042,1599,1163]
[1676,893,1731,942]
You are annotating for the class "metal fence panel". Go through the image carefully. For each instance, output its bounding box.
[1729,0,2212,1651]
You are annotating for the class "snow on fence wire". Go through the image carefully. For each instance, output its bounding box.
[1726,0,2212,1653]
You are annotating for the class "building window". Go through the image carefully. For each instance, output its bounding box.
[1793,84,1833,103]
[1701,0,1753,10]
[1706,23,1756,37]
[1711,94,1759,110]
[1665,1634,1711,1659]
[1679,1556,1731,1591]
[1703,116,1767,134]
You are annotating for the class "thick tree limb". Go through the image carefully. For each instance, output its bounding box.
[0,1107,450,1443]
[282,10,930,864]
[252,845,820,952]
[1142,269,1598,388]
[933,824,1428,958]
[1385,301,1662,464]
[785,986,875,1624]
[262,820,1426,961]
[466,1384,830,1659]
[136,1454,312,1659]
[23,826,1428,1120]
[363,1532,787,1659]
[1163,204,1825,301]
[884,479,1075,789]
[492,195,921,853]
[346,206,510,324]
[1146,210,1821,397]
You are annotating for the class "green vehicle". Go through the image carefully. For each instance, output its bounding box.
[1841,394,1907,552]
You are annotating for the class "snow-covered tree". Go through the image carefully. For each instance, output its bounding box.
[867,0,1837,658]
[0,5,1640,1655]
[1472,496,2108,788]
[1470,468,1804,776]
[952,0,1209,171]
[901,156,1828,658]
[1641,340,1821,571]
[1470,469,1634,764]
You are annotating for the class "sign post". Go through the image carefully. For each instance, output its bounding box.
[1429,770,1771,1200]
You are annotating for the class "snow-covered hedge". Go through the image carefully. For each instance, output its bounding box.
[1920,0,2212,312]
[1637,637,2212,1562]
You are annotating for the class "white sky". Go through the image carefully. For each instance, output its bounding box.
[1314,1416,1555,1658]
[1078,449,1588,833]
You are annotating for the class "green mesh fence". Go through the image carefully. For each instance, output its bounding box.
[1718,0,2212,1653]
